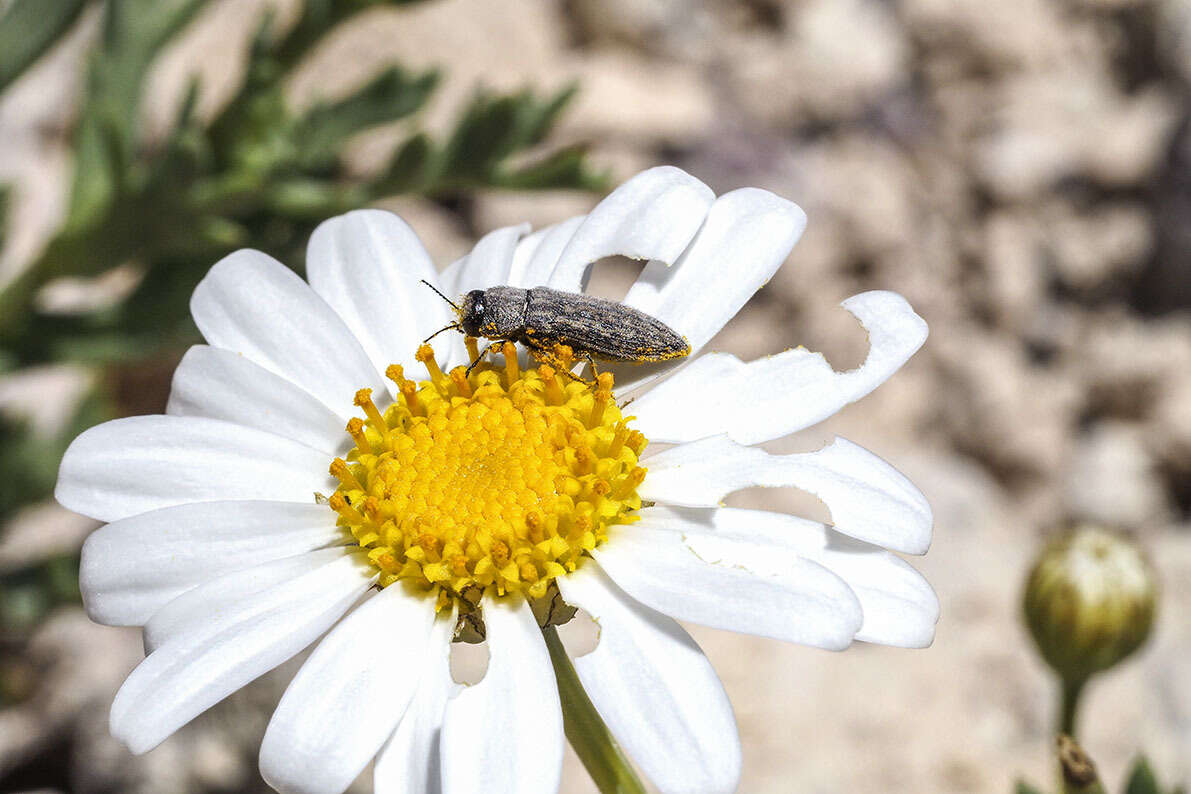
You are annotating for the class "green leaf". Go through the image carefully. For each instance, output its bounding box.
[438,90,537,181]
[495,145,609,191]
[293,66,438,171]
[383,132,433,191]
[1125,757,1162,794]
[67,0,208,226]
[0,182,10,250]
[0,387,111,521]
[1014,780,1047,794]
[65,106,124,231]
[516,82,578,147]
[0,0,209,346]
[0,553,84,638]
[400,84,598,194]
[269,0,428,74]
[0,415,42,520]
[0,0,88,92]
[264,179,368,219]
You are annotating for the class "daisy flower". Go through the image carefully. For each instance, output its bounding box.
[56,166,937,794]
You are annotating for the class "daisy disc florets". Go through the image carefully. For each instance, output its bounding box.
[331,343,644,616]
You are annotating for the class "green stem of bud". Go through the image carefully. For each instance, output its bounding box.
[542,624,646,794]
[1059,676,1087,737]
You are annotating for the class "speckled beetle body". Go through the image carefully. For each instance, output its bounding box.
[459,286,690,365]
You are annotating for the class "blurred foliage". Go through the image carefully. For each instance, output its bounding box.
[1124,758,1186,794]
[0,0,605,367]
[1016,754,1185,794]
[0,0,88,92]
[0,390,111,521]
[0,0,605,637]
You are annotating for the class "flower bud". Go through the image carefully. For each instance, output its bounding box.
[1023,524,1157,685]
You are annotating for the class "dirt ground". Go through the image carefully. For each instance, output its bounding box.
[1,1,1190,792]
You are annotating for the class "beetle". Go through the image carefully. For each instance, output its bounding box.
[421,281,690,373]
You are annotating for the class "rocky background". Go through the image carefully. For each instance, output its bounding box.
[1,0,1190,792]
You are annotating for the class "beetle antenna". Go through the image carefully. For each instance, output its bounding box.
[423,323,462,344]
[420,279,459,311]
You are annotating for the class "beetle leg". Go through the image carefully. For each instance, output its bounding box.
[526,343,596,385]
[464,341,500,375]
[581,351,600,379]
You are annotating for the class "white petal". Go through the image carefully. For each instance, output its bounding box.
[81,501,341,627]
[444,223,531,295]
[440,598,562,794]
[110,550,375,754]
[167,345,346,454]
[143,547,355,653]
[507,216,585,288]
[191,249,387,412]
[374,614,458,794]
[546,166,714,292]
[624,187,804,345]
[307,210,465,381]
[638,506,939,648]
[55,415,333,523]
[259,584,439,794]
[631,291,927,444]
[593,525,861,649]
[639,435,933,555]
[557,565,741,794]
[606,189,806,394]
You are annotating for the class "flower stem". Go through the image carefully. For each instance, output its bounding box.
[1059,676,1087,737]
[542,624,646,794]
[1057,677,1090,794]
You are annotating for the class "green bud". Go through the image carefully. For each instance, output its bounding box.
[1024,525,1157,685]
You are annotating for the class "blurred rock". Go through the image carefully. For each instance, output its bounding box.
[561,49,716,144]
[1064,421,1171,526]
[790,135,918,258]
[1153,372,1191,469]
[1142,112,1191,314]
[35,264,143,316]
[567,0,716,56]
[903,0,1077,68]
[0,365,92,437]
[1075,312,1191,419]
[1045,203,1152,291]
[933,329,1080,480]
[0,504,94,575]
[0,610,141,779]
[728,0,909,125]
[472,190,595,235]
[982,210,1047,332]
[1158,0,1191,82]
[975,72,1177,199]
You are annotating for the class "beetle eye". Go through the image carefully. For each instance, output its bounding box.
[475,301,484,314]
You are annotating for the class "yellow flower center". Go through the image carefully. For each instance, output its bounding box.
[327,341,646,609]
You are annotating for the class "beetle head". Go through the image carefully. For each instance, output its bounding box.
[458,290,487,336]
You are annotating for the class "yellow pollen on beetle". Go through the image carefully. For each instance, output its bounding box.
[329,341,645,605]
